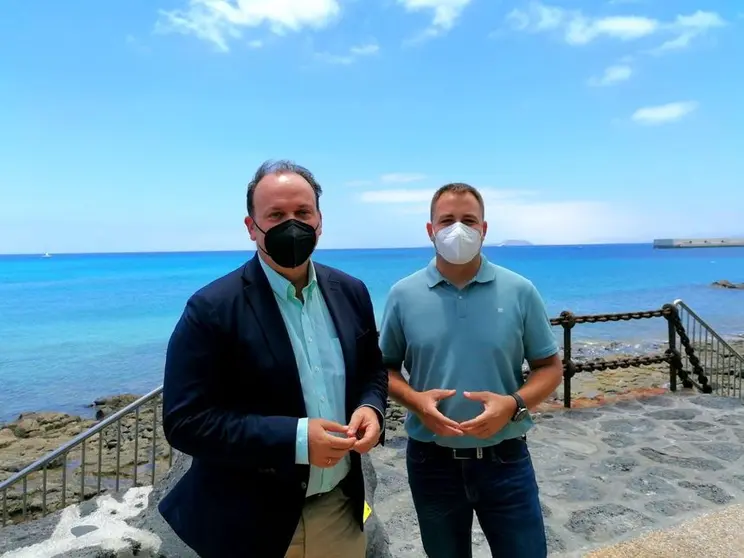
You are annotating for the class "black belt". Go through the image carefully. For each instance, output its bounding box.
[410,435,526,460]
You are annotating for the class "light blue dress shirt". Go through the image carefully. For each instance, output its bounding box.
[258,256,350,497]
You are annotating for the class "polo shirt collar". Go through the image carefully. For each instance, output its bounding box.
[426,254,497,288]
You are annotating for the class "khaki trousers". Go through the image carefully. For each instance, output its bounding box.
[285,486,366,558]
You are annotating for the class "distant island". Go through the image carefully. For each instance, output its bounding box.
[493,239,534,246]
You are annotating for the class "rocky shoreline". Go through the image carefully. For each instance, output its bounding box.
[0,395,171,525]
[2,338,742,526]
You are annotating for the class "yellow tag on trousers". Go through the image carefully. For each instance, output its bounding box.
[363,501,372,523]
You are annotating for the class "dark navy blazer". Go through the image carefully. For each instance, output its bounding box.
[158,254,388,558]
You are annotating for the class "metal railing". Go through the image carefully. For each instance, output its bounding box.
[0,386,173,527]
[673,299,744,399]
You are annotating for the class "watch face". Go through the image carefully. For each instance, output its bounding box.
[513,408,529,422]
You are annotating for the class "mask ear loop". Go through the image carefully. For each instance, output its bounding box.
[250,220,272,259]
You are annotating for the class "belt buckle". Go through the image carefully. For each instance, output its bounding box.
[452,447,484,460]
[452,448,468,460]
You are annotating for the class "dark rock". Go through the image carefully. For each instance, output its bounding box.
[716,414,744,426]
[0,504,66,555]
[723,475,744,492]
[647,467,685,480]
[693,442,744,462]
[644,499,702,517]
[674,420,719,432]
[0,453,391,558]
[600,418,655,434]
[687,396,744,410]
[70,525,99,537]
[565,504,655,542]
[601,433,635,449]
[545,525,566,553]
[646,409,699,421]
[591,456,639,475]
[541,478,604,502]
[639,396,675,407]
[677,481,734,505]
[638,447,725,471]
[132,452,391,558]
[561,410,604,422]
[626,474,678,496]
[711,280,744,289]
[612,400,645,411]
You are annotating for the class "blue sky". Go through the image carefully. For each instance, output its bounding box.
[1,0,742,254]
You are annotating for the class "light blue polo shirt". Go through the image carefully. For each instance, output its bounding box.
[378,255,559,448]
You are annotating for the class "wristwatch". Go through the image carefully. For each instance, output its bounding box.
[510,393,529,422]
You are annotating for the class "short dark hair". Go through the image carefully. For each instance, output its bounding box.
[246,159,323,217]
[430,182,485,221]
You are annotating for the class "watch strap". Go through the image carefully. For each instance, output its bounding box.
[510,393,526,420]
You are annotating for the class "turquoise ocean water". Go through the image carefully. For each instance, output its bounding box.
[1,244,743,422]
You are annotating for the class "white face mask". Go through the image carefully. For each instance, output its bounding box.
[433,222,482,264]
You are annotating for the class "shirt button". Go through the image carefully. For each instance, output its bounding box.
[301,482,307,490]
[308,337,313,342]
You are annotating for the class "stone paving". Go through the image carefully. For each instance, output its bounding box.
[372,392,744,557]
[1,392,743,557]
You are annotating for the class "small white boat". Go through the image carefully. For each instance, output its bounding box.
[42,252,51,258]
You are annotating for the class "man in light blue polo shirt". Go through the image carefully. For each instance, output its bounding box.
[379,182,563,558]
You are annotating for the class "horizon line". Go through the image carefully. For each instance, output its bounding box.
[0,241,656,257]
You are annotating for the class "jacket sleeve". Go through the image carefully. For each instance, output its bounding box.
[354,281,389,445]
[162,294,298,469]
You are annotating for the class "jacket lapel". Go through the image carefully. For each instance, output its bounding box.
[315,264,357,414]
[241,254,306,415]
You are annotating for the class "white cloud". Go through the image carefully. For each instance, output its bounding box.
[397,0,473,35]
[653,10,727,53]
[380,173,427,183]
[361,187,535,205]
[631,101,698,125]
[156,0,341,52]
[361,189,433,203]
[358,187,633,244]
[350,43,379,56]
[316,42,380,65]
[505,2,725,51]
[588,64,632,86]
[345,179,374,187]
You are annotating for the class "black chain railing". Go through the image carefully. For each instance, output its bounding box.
[552,303,712,408]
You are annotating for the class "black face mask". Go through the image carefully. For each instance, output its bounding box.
[254,219,318,269]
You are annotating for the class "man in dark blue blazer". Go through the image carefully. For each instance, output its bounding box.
[159,160,388,558]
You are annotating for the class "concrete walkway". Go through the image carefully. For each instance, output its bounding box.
[374,392,744,557]
[583,503,744,557]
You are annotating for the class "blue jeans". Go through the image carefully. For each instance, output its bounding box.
[406,437,547,558]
